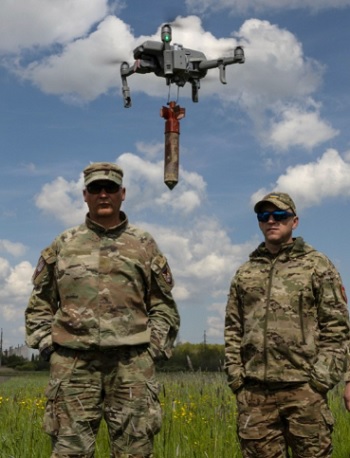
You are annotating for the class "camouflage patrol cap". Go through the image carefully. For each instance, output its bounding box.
[83,162,123,186]
[254,192,297,214]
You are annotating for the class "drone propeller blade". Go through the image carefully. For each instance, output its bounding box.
[100,57,128,66]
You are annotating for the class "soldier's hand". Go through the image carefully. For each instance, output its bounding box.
[343,382,350,411]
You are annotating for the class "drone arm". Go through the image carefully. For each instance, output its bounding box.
[121,77,131,108]
[120,62,133,108]
[191,80,200,103]
[120,57,160,108]
[198,46,245,84]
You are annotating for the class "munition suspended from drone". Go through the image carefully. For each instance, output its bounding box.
[120,23,245,189]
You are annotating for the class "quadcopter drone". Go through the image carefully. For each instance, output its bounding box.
[120,23,245,107]
[119,23,245,189]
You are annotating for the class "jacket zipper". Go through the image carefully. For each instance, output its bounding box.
[299,292,306,344]
[263,256,278,382]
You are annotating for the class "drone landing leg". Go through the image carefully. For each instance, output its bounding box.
[160,101,186,190]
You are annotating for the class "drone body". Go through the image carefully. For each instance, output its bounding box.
[120,24,245,188]
[121,24,245,107]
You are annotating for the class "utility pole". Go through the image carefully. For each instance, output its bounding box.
[0,328,3,368]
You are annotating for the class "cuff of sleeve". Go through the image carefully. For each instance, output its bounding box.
[309,377,329,394]
[147,344,170,361]
[228,376,244,394]
[40,344,57,362]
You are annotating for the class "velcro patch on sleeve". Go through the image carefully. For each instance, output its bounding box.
[32,246,57,285]
[32,256,46,283]
[161,263,174,287]
[152,255,174,292]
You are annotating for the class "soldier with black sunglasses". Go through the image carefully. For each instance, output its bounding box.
[25,162,180,458]
[224,191,349,458]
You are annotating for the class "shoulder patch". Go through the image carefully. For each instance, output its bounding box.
[151,255,174,292]
[161,262,174,287]
[32,256,46,283]
[32,246,57,285]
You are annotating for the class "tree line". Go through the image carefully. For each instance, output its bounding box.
[1,342,225,373]
[158,342,225,372]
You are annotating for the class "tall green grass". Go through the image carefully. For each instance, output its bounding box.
[0,373,349,457]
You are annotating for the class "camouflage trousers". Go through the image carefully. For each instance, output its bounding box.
[235,381,334,458]
[44,345,161,458]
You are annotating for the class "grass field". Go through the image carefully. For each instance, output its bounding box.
[0,372,350,457]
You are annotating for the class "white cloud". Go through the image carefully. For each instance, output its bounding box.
[135,142,164,160]
[252,148,350,210]
[267,105,338,151]
[207,313,225,339]
[185,0,350,14]
[0,240,27,257]
[0,260,34,330]
[225,19,333,151]
[0,0,109,53]
[118,152,206,215]
[0,258,11,279]
[12,15,135,102]
[35,176,86,226]
[0,261,33,299]
[2,304,19,321]
[138,218,256,308]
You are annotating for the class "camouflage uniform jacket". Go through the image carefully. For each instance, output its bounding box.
[225,237,349,393]
[25,212,180,360]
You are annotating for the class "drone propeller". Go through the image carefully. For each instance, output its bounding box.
[99,55,130,66]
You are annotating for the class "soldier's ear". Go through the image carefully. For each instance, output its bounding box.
[292,215,299,230]
[83,189,87,202]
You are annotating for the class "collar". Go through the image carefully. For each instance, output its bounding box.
[85,211,128,235]
[253,237,306,259]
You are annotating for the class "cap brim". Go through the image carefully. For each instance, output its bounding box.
[254,199,290,213]
[84,171,122,186]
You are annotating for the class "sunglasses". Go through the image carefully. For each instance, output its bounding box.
[257,210,294,223]
[86,182,121,194]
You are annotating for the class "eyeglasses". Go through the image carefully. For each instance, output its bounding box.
[86,182,121,194]
[257,210,294,223]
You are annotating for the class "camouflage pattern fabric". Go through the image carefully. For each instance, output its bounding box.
[236,382,333,458]
[224,236,349,456]
[45,345,160,457]
[25,211,180,456]
[25,212,180,358]
[225,237,349,393]
[83,162,123,186]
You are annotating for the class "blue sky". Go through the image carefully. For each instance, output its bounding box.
[1,0,350,350]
